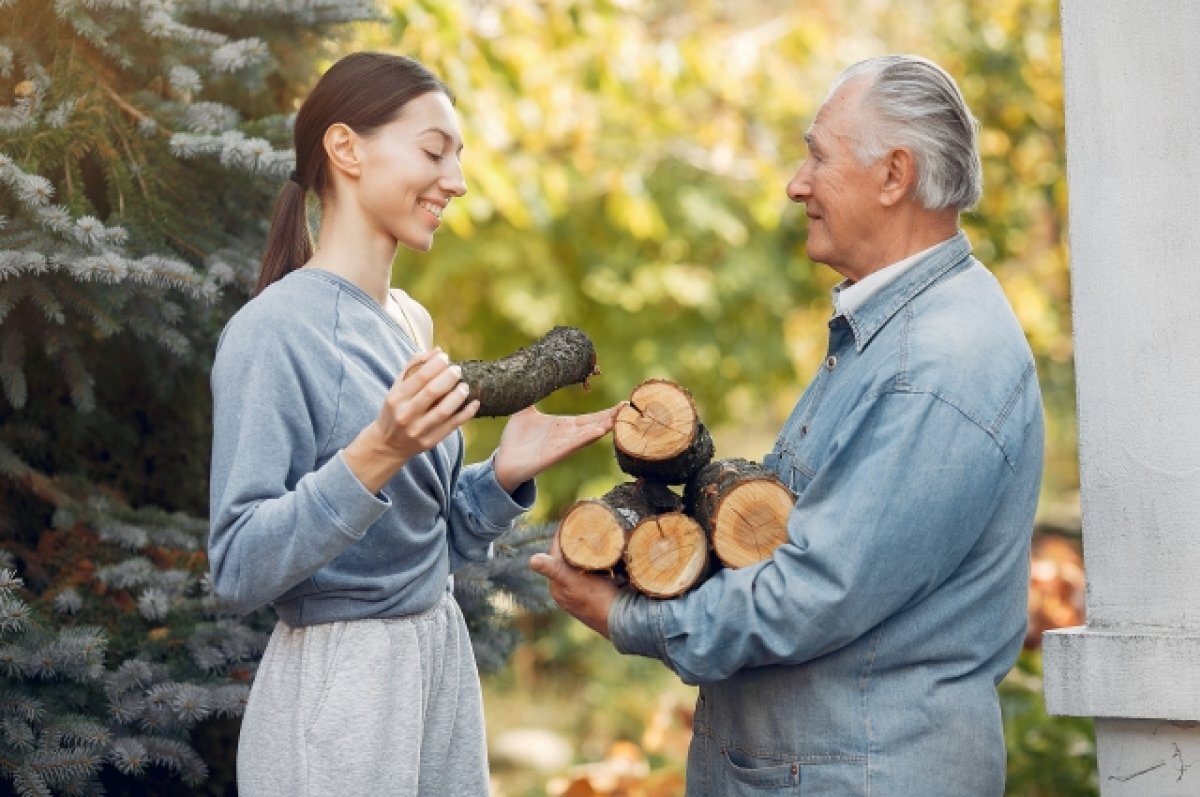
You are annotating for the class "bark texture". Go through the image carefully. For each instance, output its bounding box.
[684,458,795,568]
[613,379,714,484]
[458,326,598,417]
[559,481,682,571]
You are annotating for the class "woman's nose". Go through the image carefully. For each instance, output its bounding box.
[443,161,467,197]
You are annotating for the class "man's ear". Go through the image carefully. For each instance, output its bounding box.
[323,123,362,179]
[880,147,915,207]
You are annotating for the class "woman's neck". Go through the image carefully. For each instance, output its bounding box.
[306,204,398,304]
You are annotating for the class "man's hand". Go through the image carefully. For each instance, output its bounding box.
[529,533,620,639]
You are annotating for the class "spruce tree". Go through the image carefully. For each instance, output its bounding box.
[0,1,380,793]
[1,3,558,791]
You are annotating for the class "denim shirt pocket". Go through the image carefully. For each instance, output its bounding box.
[720,747,800,795]
[764,444,815,497]
[719,748,869,795]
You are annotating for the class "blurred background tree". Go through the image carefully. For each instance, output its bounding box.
[350,1,1085,794]
[358,0,1075,519]
[1,0,1086,793]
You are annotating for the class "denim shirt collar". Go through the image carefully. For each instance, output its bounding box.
[835,230,973,353]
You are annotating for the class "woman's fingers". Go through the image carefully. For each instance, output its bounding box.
[372,349,482,456]
[398,347,442,381]
[389,352,461,417]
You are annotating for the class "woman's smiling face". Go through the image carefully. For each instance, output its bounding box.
[353,91,467,252]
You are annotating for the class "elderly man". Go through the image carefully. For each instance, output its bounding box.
[531,54,1044,796]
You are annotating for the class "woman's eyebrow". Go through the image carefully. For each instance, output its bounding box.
[419,127,464,153]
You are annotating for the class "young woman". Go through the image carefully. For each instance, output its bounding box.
[207,52,617,795]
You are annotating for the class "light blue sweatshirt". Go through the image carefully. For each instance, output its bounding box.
[208,268,534,625]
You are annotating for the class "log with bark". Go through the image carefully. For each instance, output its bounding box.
[559,480,683,571]
[456,326,599,417]
[684,458,795,569]
[613,379,714,484]
[623,512,711,598]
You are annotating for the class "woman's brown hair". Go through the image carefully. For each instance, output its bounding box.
[255,53,452,295]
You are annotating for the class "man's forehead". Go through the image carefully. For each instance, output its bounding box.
[807,83,863,145]
[805,109,834,147]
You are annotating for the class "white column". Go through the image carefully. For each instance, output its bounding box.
[1042,2,1200,794]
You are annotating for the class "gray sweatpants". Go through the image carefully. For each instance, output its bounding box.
[237,593,489,796]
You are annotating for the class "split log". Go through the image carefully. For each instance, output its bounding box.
[684,458,795,569]
[457,326,599,417]
[613,379,714,484]
[559,481,682,571]
[624,512,710,598]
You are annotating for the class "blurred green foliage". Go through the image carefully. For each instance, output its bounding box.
[351,0,1074,522]
[1000,650,1100,796]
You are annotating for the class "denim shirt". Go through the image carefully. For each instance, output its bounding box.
[609,233,1044,796]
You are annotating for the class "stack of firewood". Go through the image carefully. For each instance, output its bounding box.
[558,379,796,598]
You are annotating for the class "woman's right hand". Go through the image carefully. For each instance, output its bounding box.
[342,348,479,493]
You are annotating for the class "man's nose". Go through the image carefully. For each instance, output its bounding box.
[786,170,810,203]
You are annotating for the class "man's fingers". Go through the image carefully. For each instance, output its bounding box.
[529,552,565,581]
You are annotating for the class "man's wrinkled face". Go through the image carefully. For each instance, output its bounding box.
[786,79,887,280]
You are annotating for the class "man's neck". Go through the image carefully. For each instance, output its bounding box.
[841,208,959,284]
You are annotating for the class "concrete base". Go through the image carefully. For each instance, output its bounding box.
[1043,627,1200,721]
[1093,719,1200,796]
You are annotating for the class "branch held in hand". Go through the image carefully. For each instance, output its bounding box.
[458,326,599,417]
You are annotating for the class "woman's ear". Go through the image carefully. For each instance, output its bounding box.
[323,123,362,180]
[879,147,915,207]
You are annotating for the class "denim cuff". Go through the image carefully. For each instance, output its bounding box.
[609,589,664,660]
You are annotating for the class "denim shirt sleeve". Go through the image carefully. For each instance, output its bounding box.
[446,452,536,572]
[609,389,1015,685]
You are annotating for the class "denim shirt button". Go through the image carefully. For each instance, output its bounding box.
[826,354,838,369]
[800,424,808,437]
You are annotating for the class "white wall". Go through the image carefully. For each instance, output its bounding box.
[1043,1,1200,792]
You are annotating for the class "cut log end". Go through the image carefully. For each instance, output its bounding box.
[624,513,709,598]
[614,379,699,460]
[711,480,794,568]
[685,457,796,569]
[559,501,629,571]
[613,379,713,484]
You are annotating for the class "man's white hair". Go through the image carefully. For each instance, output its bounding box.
[830,55,983,212]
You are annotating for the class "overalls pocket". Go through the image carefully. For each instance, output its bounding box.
[719,747,800,795]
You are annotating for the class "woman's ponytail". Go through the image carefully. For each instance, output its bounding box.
[254,173,312,295]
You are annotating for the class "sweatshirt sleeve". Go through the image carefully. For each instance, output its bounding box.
[207,311,389,615]
[445,452,536,572]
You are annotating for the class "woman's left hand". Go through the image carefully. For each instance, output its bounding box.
[493,404,624,493]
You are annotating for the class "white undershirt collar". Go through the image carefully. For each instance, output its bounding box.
[833,237,956,316]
